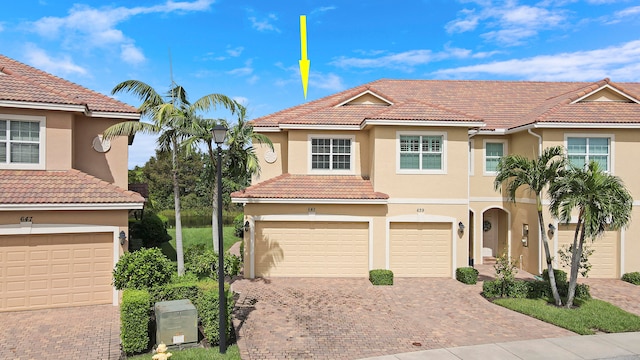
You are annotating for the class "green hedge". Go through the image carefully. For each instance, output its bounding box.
[542,268,568,284]
[129,211,171,250]
[369,269,393,285]
[184,244,242,280]
[456,267,479,285]
[194,281,235,346]
[113,248,174,290]
[483,279,591,301]
[158,209,242,228]
[622,272,640,285]
[121,289,151,354]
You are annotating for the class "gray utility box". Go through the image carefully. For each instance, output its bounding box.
[155,299,198,346]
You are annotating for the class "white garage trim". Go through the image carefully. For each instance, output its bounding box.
[385,214,457,278]
[0,223,121,306]
[248,214,374,279]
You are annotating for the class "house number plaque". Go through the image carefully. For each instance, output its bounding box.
[20,216,33,223]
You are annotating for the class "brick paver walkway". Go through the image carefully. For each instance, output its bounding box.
[231,278,573,360]
[0,304,120,360]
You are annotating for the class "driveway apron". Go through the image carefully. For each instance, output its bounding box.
[232,278,572,360]
[0,304,120,360]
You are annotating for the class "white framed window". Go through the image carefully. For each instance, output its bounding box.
[483,139,507,175]
[0,114,46,170]
[565,134,613,173]
[396,131,447,174]
[308,135,354,174]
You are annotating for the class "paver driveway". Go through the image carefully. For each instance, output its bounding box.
[0,304,120,360]
[232,278,573,360]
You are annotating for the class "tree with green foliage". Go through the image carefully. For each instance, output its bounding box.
[104,80,237,275]
[549,161,633,308]
[494,146,565,306]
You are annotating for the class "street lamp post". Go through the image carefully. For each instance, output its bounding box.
[212,124,228,354]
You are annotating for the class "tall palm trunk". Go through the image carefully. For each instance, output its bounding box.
[537,196,562,306]
[172,136,185,275]
[206,141,219,253]
[566,210,585,308]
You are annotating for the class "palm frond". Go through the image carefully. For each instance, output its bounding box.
[103,121,159,140]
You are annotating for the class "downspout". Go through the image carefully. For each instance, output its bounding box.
[527,128,544,274]
[468,129,479,266]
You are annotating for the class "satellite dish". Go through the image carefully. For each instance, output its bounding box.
[92,135,111,153]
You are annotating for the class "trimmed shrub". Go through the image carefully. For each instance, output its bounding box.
[129,211,172,249]
[194,281,235,345]
[369,269,393,285]
[184,244,242,280]
[121,289,151,354]
[456,267,479,285]
[149,277,200,304]
[233,214,245,239]
[542,268,568,284]
[483,279,591,301]
[113,248,174,290]
[622,272,640,285]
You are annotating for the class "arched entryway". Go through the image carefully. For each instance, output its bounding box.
[481,208,509,264]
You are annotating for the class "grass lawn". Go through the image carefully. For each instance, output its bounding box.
[128,345,240,360]
[162,226,241,261]
[494,298,640,335]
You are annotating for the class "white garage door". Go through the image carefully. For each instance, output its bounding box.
[390,222,452,277]
[0,233,113,311]
[557,225,619,278]
[254,221,369,277]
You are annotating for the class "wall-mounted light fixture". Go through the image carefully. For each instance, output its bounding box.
[458,221,465,233]
[119,231,127,245]
[522,224,529,247]
[548,223,556,235]
[244,221,250,232]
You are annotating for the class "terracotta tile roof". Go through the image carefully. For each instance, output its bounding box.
[0,169,145,205]
[252,78,640,130]
[230,173,389,201]
[0,54,138,115]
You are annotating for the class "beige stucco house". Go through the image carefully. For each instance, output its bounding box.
[0,55,144,311]
[232,78,640,280]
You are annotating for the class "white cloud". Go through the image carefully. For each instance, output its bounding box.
[249,13,280,32]
[233,96,249,106]
[27,1,214,61]
[120,44,146,64]
[311,6,337,14]
[247,75,259,85]
[0,23,4,32]
[433,39,640,81]
[615,6,640,18]
[331,47,488,71]
[226,46,244,57]
[226,59,253,76]
[446,2,567,46]
[310,72,345,92]
[23,44,88,76]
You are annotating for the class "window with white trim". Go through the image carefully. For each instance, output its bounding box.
[0,116,45,169]
[567,137,610,172]
[311,138,352,170]
[396,132,447,173]
[484,141,505,174]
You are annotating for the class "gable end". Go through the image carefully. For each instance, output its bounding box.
[573,84,639,104]
[335,90,393,107]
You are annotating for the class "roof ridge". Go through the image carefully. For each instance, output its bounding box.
[529,79,611,125]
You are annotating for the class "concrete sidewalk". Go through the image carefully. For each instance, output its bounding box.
[359,332,640,360]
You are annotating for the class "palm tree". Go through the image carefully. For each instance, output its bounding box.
[104,80,237,275]
[225,105,273,188]
[549,161,632,308]
[494,146,565,306]
[184,105,273,253]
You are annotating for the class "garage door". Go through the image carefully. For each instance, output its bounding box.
[0,233,113,311]
[390,222,452,277]
[254,221,368,277]
[557,225,619,278]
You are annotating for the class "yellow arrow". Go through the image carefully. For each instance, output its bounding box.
[299,15,310,99]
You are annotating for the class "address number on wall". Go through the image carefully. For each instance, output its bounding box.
[20,216,33,222]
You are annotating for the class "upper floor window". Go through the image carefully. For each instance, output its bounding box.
[397,132,447,174]
[310,137,353,172]
[567,137,611,172]
[484,140,506,175]
[0,115,45,170]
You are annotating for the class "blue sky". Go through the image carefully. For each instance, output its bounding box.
[2,0,640,168]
